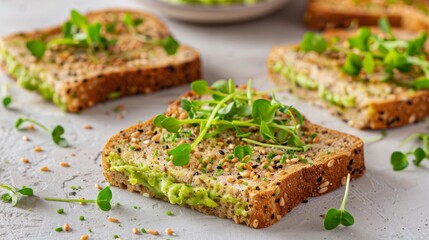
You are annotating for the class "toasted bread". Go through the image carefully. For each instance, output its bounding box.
[0,9,201,112]
[102,89,365,228]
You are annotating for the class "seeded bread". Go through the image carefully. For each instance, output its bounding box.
[304,0,429,30]
[267,29,429,130]
[0,9,201,112]
[102,91,365,228]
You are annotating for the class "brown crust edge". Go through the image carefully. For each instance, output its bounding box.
[304,0,402,30]
[267,45,429,130]
[101,91,365,229]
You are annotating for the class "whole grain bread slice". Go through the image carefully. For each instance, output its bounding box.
[0,9,201,112]
[304,0,429,31]
[267,29,429,130]
[102,90,365,228]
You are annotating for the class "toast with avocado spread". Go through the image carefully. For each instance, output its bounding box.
[305,0,429,31]
[102,79,365,228]
[268,19,429,129]
[0,9,201,112]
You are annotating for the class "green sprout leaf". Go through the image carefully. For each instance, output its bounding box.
[191,80,210,95]
[342,53,362,76]
[412,78,429,90]
[26,40,47,60]
[15,117,69,147]
[153,114,167,128]
[413,147,426,166]
[406,32,427,56]
[162,35,180,55]
[212,79,229,93]
[2,83,12,109]
[390,151,409,171]
[300,32,327,53]
[168,143,191,166]
[252,99,277,124]
[378,16,394,39]
[324,174,354,230]
[44,186,112,211]
[0,184,33,206]
[233,145,252,162]
[70,9,89,29]
[160,117,181,133]
[363,53,375,74]
[348,27,371,51]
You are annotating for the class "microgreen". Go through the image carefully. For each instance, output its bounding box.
[390,133,429,171]
[233,145,252,162]
[25,40,47,60]
[300,32,327,53]
[57,208,64,214]
[1,83,12,109]
[44,186,113,211]
[378,16,394,39]
[0,184,33,206]
[15,117,69,147]
[364,130,387,143]
[155,79,311,167]
[323,174,354,230]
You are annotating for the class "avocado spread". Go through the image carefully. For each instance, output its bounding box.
[273,62,356,108]
[0,46,67,111]
[107,152,248,216]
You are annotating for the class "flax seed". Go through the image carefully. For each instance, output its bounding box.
[151,134,161,142]
[107,217,119,223]
[40,166,49,172]
[318,187,328,194]
[279,197,285,207]
[132,143,141,150]
[327,159,335,168]
[312,136,320,143]
[236,179,243,184]
[59,162,70,167]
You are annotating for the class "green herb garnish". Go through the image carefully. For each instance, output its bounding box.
[0,184,33,206]
[15,117,69,147]
[80,215,85,221]
[391,133,429,171]
[55,227,63,232]
[324,174,354,230]
[141,228,147,233]
[44,186,112,211]
[300,32,327,53]
[2,83,12,108]
[155,79,311,167]
[166,210,173,216]
[57,208,64,214]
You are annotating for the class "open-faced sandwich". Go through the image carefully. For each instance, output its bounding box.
[102,79,365,228]
[0,9,201,112]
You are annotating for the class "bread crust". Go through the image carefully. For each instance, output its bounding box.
[102,91,365,228]
[0,9,202,112]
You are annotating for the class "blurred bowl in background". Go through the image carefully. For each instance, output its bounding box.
[139,0,291,24]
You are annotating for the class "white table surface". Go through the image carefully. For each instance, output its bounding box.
[0,0,428,239]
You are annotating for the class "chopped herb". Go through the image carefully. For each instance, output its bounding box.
[80,215,85,221]
[300,32,327,53]
[390,132,429,170]
[113,234,119,239]
[166,210,173,216]
[44,186,113,211]
[15,117,69,147]
[55,227,63,232]
[141,228,147,233]
[324,174,354,230]
[1,83,12,109]
[57,208,64,214]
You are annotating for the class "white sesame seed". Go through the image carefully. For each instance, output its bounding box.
[130,131,141,138]
[341,176,347,186]
[318,187,328,194]
[279,197,285,207]
[320,181,330,188]
[252,219,259,228]
[327,159,335,168]
[22,135,30,141]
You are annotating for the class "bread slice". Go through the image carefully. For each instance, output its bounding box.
[267,28,429,130]
[304,0,429,30]
[102,90,365,228]
[0,9,201,112]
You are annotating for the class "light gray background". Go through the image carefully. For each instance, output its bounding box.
[0,0,428,239]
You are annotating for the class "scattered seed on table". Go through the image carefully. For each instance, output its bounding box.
[59,162,70,167]
[34,146,43,152]
[80,234,88,240]
[22,135,30,141]
[94,184,102,190]
[63,223,70,232]
[20,158,30,164]
[132,227,139,235]
[40,166,49,172]
[83,125,93,130]
[107,217,119,223]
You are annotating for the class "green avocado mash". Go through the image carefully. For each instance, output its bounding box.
[273,62,356,108]
[107,152,248,216]
[0,46,67,111]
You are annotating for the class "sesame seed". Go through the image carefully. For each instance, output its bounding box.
[165,228,174,235]
[291,158,299,163]
[80,234,88,240]
[22,135,30,141]
[318,187,328,194]
[276,214,282,221]
[63,223,71,232]
[341,176,347,186]
[107,217,119,223]
[327,159,335,168]
[130,131,141,138]
[147,229,159,235]
[320,181,330,188]
[272,155,282,161]
[151,134,161,142]
[131,143,141,150]
[40,166,49,172]
[83,125,93,130]
[325,139,334,145]
[34,146,43,152]
[59,162,70,167]
[252,219,259,228]
[265,172,272,178]
[132,227,139,235]
[20,158,30,164]
[94,184,102,190]
[312,136,320,143]
[227,176,235,183]
[279,197,285,207]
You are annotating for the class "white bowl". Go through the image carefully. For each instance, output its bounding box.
[140,0,291,24]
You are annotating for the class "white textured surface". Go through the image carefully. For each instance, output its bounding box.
[0,0,428,239]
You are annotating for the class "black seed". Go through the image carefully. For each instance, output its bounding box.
[256,186,260,190]
[218,150,225,155]
[317,176,322,182]
[252,164,258,169]
[271,214,275,219]
[349,159,354,165]
[302,200,308,203]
